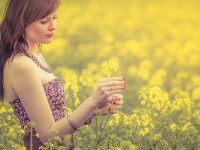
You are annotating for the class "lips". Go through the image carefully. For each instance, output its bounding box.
[46,33,54,37]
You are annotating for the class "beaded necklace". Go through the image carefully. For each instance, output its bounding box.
[27,52,52,73]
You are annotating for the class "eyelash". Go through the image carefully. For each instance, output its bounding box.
[40,17,58,24]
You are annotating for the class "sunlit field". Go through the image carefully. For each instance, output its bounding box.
[1,0,200,149]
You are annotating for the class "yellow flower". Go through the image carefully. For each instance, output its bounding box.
[66,107,72,114]
[170,123,179,132]
[141,100,145,105]
[36,133,39,138]
[141,113,151,127]
[101,57,119,77]
[181,123,191,132]
[8,108,13,113]
[123,115,131,125]
[153,113,158,117]
[50,143,54,147]
[7,115,11,120]
[108,120,114,126]
[153,134,162,141]
[113,113,121,125]
[130,114,137,119]
[21,129,25,134]
[136,118,141,126]
[0,107,6,113]
[16,147,26,150]
[74,98,80,107]
[9,127,14,134]
[139,128,149,136]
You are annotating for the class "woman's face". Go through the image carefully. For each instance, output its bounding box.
[25,12,57,46]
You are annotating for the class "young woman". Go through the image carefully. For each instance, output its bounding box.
[0,0,127,149]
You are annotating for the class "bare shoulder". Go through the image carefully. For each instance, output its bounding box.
[3,54,41,101]
[7,54,33,69]
[4,54,40,81]
[5,54,35,73]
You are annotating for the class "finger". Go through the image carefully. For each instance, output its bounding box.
[111,100,124,105]
[107,94,123,102]
[99,77,126,83]
[102,84,126,93]
[99,80,127,90]
[106,88,125,95]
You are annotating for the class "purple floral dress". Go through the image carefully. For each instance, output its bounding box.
[10,78,67,150]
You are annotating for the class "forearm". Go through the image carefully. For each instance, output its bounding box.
[39,76,126,143]
[69,96,97,126]
[41,96,97,142]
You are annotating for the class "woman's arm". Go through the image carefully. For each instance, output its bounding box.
[9,56,126,143]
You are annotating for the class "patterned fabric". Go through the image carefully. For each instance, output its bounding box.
[9,78,66,135]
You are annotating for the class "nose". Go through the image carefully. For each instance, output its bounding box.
[49,20,57,31]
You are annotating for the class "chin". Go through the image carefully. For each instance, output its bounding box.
[42,40,53,44]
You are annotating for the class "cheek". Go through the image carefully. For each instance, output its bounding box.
[26,26,45,41]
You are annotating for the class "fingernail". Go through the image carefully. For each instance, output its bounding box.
[124,82,126,84]
[108,108,111,111]
[112,97,116,101]
[122,88,125,90]
[112,101,117,105]
[122,77,126,80]
[124,85,126,88]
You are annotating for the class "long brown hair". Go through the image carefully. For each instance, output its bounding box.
[0,0,60,101]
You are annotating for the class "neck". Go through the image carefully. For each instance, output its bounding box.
[27,46,41,56]
[28,49,40,56]
[26,40,40,56]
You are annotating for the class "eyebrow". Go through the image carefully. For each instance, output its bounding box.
[43,13,57,19]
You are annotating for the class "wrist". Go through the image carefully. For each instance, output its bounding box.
[86,95,99,108]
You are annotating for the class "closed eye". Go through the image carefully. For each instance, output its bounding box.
[41,21,48,24]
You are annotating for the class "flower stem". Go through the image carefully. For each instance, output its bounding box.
[30,126,33,150]
[79,128,90,149]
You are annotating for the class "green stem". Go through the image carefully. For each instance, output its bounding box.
[107,65,118,77]
[107,137,110,150]
[97,115,111,145]
[79,129,90,149]
[95,117,99,150]
[30,126,33,150]
[0,112,5,123]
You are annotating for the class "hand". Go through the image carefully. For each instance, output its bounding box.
[97,94,124,115]
[90,77,126,106]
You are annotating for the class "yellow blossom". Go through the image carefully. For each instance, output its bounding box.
[170,123,179,132]
[153,134,162,141]
[20,129,25,134]
[108,120,114,126]
[8,108,13,113]
[0,107,6,113]
[123,115,131,125]
[9,127,14,134]
[113,114,121,125]
[36,133,39,138]
[141,100,145,105]
[136,118,141,126]
[50,143,54,147]
[101,57,119,77]
[66,107,72,114]
[139,128,149,136]
[74,98,80,107]
[7,115,11,120]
